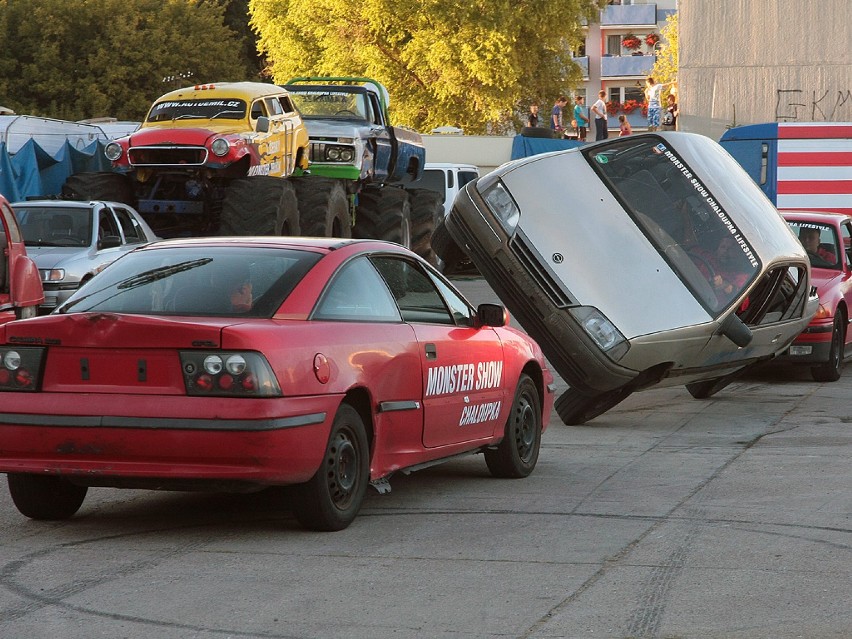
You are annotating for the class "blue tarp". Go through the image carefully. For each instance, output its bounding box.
[0,139,111,202]
[510,136,585,161]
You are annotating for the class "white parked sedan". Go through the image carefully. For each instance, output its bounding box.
[11,199,159,313]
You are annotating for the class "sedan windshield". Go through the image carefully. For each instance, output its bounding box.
[13,206,93,247]
[586,137,761,314]
[59,246,321,317]
[785,220,841,269]
[289,89,370,120]
[146,98,247,122]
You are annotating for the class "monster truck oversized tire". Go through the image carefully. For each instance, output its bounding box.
[61,172,134,203]
[521,126,555,139]
[354,186,411,248]
[219,177,299,236]
[292,176,351,238]
[407,188,445,265]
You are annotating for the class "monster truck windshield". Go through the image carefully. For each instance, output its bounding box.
[146,98,247,122]
[288,90,370,121]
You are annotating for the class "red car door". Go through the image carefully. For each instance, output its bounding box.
[371,256,507,448]
[0,196,42,320]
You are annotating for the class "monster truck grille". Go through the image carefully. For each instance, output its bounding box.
[128,146,208,167]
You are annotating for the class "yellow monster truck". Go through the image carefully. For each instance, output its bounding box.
[62,82,331,237]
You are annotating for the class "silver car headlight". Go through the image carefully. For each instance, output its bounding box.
[40,268,65,282]
[104,142,123,161]
[569,306,629,360]
[481,180,520,235]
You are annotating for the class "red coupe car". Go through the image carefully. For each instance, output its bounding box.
[0,237,553,531]
[781,211,852,381]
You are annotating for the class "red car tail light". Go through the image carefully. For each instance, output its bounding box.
[180,351,281,397]
[0,347,45,392]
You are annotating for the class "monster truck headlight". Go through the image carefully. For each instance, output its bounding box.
[105,142,123,162]
[324,145,355,163]
[211,138,230,157]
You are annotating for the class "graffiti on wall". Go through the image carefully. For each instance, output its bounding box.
[776,89,852,121]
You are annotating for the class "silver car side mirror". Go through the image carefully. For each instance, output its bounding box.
[719,313,753,347]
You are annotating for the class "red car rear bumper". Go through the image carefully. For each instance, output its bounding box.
[0,393,336,485]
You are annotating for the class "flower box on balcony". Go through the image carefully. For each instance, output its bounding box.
[621,34,642,50]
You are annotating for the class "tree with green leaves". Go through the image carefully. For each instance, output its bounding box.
[651,12,678,101]
[249,0,607,134]
[0,0,255,121]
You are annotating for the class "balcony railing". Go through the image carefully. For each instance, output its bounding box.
[572,56,590,78]
[601,4,657,27]
[601,54,655,78]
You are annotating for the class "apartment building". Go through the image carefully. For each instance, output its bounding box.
[574,0,677,132]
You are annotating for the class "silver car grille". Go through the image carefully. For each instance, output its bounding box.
[509,234,572,308]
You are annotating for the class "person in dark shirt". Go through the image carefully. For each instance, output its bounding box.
[527,102,540,128]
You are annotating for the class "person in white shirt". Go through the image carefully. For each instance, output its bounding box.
[591,90,608,141]
[645,76,675,131]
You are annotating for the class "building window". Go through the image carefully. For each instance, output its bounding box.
[606,87,646,108]
[606,35,622,56]
[624,87,644,104]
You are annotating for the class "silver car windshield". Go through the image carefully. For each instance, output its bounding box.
[586,137,761,314]
[14,206,93,247]
[58,246,321,318]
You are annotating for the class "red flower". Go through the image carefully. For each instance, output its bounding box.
[645,33,660,47]
[622,99,643,114]
[621,35,641,50]
[606,101,621,116]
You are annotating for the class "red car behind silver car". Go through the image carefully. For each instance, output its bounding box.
[779,211,852,381]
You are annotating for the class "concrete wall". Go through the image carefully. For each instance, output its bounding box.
[679,0,852,140]
[421,135,515,174]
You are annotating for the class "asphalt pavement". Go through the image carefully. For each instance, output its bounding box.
[0,277,849,638]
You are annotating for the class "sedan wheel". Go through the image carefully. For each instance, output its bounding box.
[554,385,632,425]
[292,404,369,531]
[811,313,845,382]
[485,374,542,478]
[8,473,88,520]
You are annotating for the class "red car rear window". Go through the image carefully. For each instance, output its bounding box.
[59,246,321,318]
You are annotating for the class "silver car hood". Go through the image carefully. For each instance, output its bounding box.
[26,246,93,269]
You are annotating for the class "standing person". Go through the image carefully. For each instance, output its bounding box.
[550,95,567,137]
[591,90,608,141]
[573,95,589,142]
[662,93,678,131]
[618,114,632,136]
[527,102,540,128]
[645,76,675,131]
